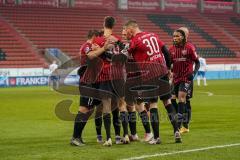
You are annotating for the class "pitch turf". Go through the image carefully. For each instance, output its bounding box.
[0,79,240,160]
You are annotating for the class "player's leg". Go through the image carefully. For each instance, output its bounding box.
[181,81,193,133]
[127,103,138,141]
[162,98,181,143]
[118,97,130,144]
[180,99,191,134]
[148,98,161,145]
[71,99,94,146]
[111,98,121,144]
[49,76,53,90]
[71,81,96,146]
[99,81,113,146]
[177,82,189,130]
[186,99,191,125]
[197,71,201,86]
[171,84,178,112]
[203,72,207,86]
[159,75,181,142]
[112,79,130,144]
[161,91,182,143]
[135,101,153,142]
[171,95,178,113]
[102,97,112,146]
[95,103,103,143]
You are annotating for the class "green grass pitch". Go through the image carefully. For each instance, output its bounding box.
[0,79,240,160]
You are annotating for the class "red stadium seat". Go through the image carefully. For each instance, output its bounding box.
[0,6,239,67]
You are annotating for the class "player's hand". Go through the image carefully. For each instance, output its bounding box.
[103,39,114,50]
[107,35,118,43]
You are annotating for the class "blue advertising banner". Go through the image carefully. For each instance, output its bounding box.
[0,76,8,87]
[14,76,49,86]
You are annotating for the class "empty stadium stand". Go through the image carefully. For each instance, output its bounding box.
[0,6,239,67]
[0,15,46,68]
[231,17,240,26]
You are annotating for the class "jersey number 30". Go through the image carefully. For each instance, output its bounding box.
[142,36,160,56]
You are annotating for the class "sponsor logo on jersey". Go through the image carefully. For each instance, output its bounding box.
[182,50,187,55]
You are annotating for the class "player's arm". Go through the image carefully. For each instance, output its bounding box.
[86,47,105,59]
[87,41,112,60]
[161,45,171,70]
[193,58,200,77]
[156,37,171,70]
[188,46,200,80]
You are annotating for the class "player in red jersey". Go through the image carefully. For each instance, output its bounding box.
[170,27,195,133]
[71,30,103,146]
[87,16,130,146]
[123,20,181,144]
[169,29,200,131]
[122,28,153,142]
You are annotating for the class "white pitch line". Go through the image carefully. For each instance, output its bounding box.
[120,143,240,160]
[196,91,240,97]
[197,91,214,96]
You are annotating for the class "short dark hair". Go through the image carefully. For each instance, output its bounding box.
[98,29,104,36]
[104,16,115,29]
[87,30,99,39]
[124,20,138,28]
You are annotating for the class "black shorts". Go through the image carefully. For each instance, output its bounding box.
[158,75,172,101]
[80,96,100,108]
[79,82,101,108]
[125,74,172,104]
[97,81,119,100]
[98,80,126,98]
[173,81,193,99]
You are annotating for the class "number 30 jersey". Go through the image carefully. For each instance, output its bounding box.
[128,32,168,79]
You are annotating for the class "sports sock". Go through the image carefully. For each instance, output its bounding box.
[150,108,159,139]
[95,115,102,136]
[139,110,151,133]
[73,111,89,138]
[165,104,179,133]
[128,111,137,135]
[171,99,178,112]
[112,108,121,136]
[120,111,129,136]
[103,113,111,140]
[183,100,192,129]
[178,102,186,129]
[197,76,200,86]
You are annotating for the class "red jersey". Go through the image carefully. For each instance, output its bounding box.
[128,32,168,81]
[93,34,123,82]
[79,42,92,66]
[79,42,95,83]
[169,42,198,85]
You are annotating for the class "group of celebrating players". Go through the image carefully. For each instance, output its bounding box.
[70,16,200,147]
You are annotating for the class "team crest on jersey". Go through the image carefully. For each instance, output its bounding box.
[84,47,90,53]
[182,50,187,55]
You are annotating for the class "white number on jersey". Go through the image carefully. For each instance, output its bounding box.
[142,36,160,56]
